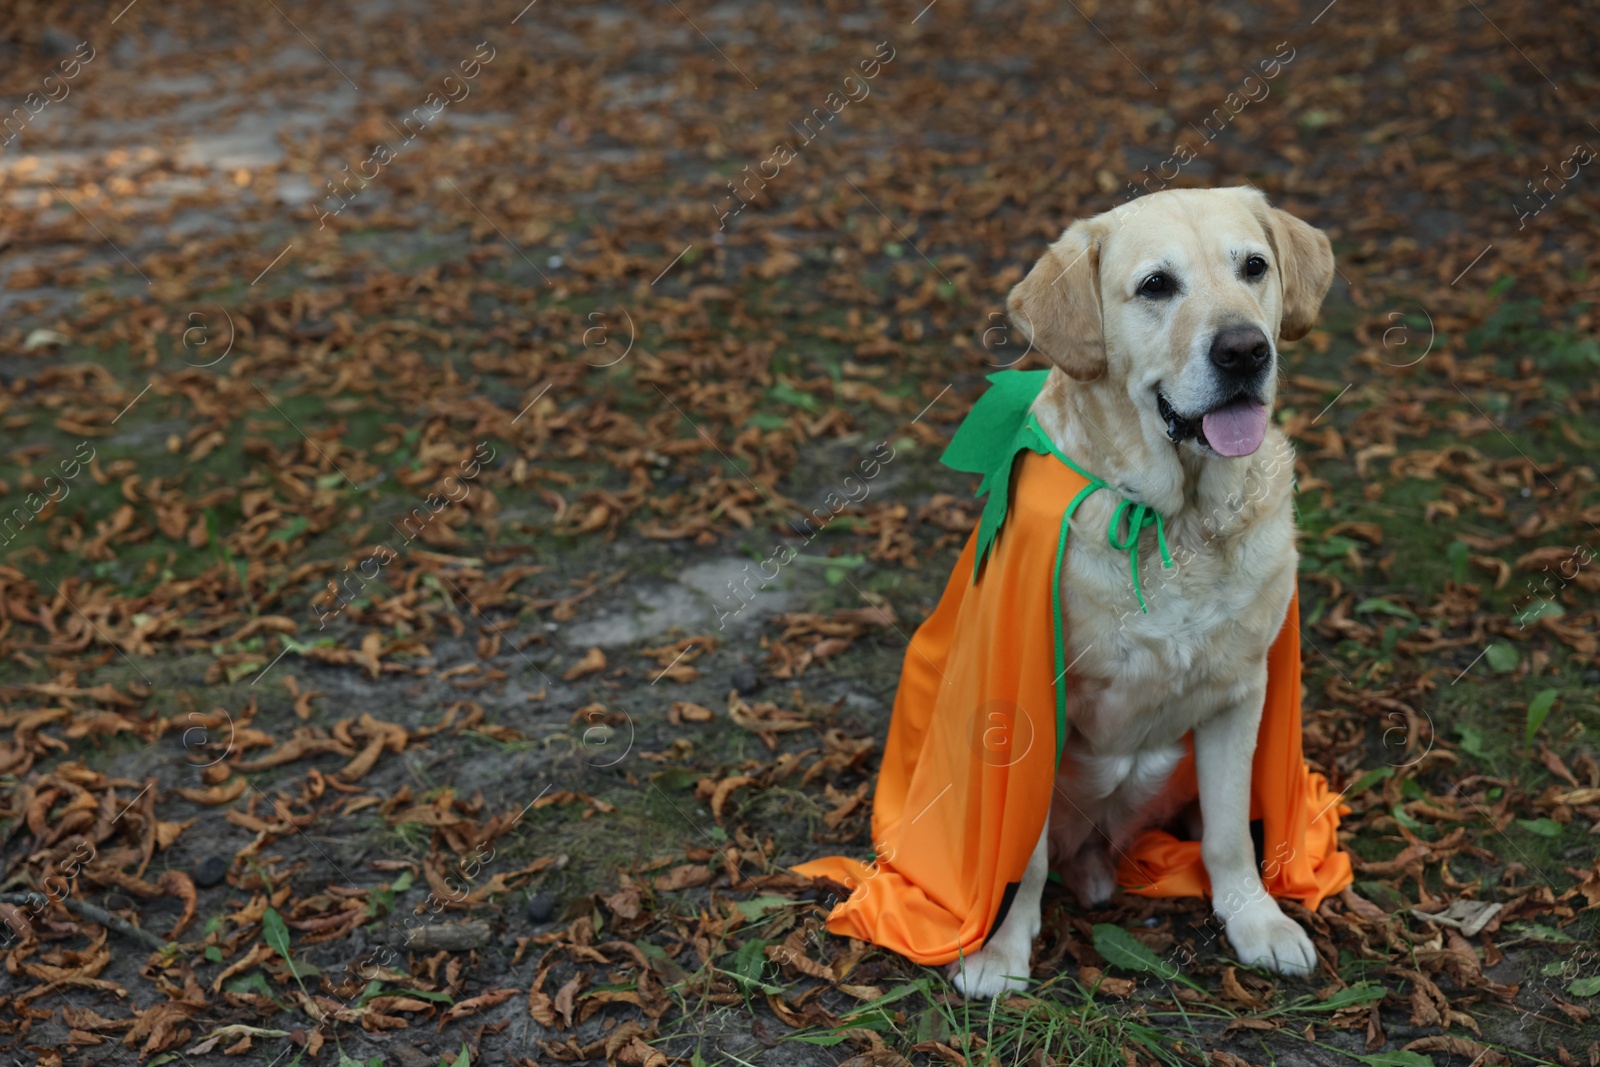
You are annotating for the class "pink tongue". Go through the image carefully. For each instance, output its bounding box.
[1201,399,1269,457]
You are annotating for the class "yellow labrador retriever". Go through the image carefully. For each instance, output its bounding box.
[951,187,1334,997]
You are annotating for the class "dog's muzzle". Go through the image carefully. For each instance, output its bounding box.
[1157,391,1197,445]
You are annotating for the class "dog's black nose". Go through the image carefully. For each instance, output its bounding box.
[1209,326,1272,376]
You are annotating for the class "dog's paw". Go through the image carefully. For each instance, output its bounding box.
[1224,905,1317,977]
[948,938,1032,999]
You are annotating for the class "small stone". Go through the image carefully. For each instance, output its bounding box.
[193,855,229,888]
[392,1046,434,1067]
[525,892,560,924]
[730,665,759,694]
[39,28,78,57]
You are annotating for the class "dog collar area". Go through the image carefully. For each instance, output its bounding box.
[941,369,1176,613]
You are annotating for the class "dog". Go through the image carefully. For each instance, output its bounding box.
[949,186,1335,998]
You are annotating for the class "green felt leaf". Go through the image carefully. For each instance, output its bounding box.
[940,370,1050,474]
[939,370,1058,579]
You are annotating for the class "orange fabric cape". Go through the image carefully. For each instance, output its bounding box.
[794,370,1351,967]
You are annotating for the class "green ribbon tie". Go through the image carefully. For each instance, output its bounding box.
[1108,497,1175,614]
[940,370,1177,616]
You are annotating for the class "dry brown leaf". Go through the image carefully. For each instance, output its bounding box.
[1403,1036,1508,1065]
[158,871,198,939]
[1221,966,1267,1010]
[766,929,834,980]
[711,775,756,822]
[910,1042,967,1066]
[652,864,710,891]
[174,777,247,805]
[552,973,583,1029]
[603,884,642,920]
[440,987,520,1024]
[563,647,606,681]
[233,734,354,771]
[670,701,715,723]
[1210,1053,1258,1067]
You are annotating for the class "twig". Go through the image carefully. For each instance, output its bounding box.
[0,891,169,951]
[381,919,492,952]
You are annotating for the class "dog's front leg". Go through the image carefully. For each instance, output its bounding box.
[947,817,1047,998]
[1194,675,1318,977]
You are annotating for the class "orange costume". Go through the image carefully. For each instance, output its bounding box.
[795,370,1351,966]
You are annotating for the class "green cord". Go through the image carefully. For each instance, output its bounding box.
[1024,414,1174,615]
[949,382,1176,618]
[948,372,1182,777]
[1108,498,1175,613]
[948,372,1181,775]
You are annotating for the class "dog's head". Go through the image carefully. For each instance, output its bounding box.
[1007,187,1334,459]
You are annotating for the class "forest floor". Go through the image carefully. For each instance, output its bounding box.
[0,0,1598,1064]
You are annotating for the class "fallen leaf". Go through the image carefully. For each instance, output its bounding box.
[563,648,606,681]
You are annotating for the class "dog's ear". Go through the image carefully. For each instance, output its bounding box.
[1255,203,1334,343]
[1006,219,1107,382]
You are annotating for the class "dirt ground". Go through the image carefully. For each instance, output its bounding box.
[1,0,1598,1064]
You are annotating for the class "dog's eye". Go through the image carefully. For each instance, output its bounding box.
[1244,255,1268,280]
[1138,272,1172,298]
